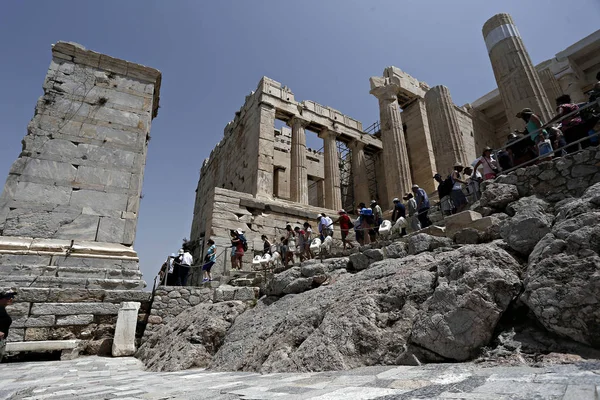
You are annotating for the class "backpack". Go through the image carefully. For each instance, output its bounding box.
[239,234,248,251]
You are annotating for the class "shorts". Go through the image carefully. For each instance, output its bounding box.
[202,261,214,271]
[341,229,349,240]
[451,188,468,208]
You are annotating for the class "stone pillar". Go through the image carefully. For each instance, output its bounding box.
[425,85,469,176]
[554,61,587,104]
[316,179,325,208]
[319,128,342,211]
[254,102,276,199]
[112,301,141,357]
[288,116,309,205]
[538,69,563,106]
[483,13,553,131]
[0,41,160,291]
[370,85,412,202]
[350,140,372,207]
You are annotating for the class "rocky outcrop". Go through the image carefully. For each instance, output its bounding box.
[480,183,520,210]
[266,257,348,296]
[136,301,247,372]
[523,183,600,347]
[500,196,553,255]
[209,243,521,373]
[407,233,453,255]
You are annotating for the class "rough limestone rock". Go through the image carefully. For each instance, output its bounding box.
[136,301,246,372]
[348,249,384,271]
[500,196,553,255]
[383,241,408,259]
[209,243,520,372]
[480,183,520,210]
[408,233,453,255]
[410,245,522,361]
[523,184,600,347]
[453,228,481,244]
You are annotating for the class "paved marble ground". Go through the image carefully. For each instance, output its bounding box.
[1,357,599,400]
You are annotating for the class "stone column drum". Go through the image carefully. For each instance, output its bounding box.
[288,116,309,205]
[425,85,469,175]
[370,85,412,204]
[483,13,553,131]
[319,128,342,211]
[350,140,371,207]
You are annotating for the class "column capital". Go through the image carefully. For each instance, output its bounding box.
[349,139,366,150]
[370,84,399,102]
[318,127,338,140]
[288,115,310,128]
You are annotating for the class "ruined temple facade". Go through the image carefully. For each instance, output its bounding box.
[191,15,599,279]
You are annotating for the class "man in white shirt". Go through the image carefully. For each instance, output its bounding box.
[176,248,193,286]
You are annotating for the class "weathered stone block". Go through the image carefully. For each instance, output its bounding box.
[12,315,56,328]
[54,214,100,240]
[12,181,72,205]
[55,314,95,326]
[70,190,128,211]
[21,159,78,182]
[444,210,482,237]
[96,217,125,243]
[31,302,120,316]
[76,166,131,189]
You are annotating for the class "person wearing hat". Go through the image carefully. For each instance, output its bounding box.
[450,163,469,213]
[174,247,193,286]
[337,210,354,250]
[403,193,421,232]
[392,197,407,236]
[0,290,16,362]
[472,148,499,181]
[516,108,553,161]
[411,184,431,228]
[159,253,178,286]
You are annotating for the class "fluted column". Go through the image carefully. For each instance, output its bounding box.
[425,85,469,176]
[288,116,309,205]
[350,140,371,206]
[538,69,563,105]
[483,13,553,131]
[555,66,587,104]
[370,85,412,202]
[319,128,342,211]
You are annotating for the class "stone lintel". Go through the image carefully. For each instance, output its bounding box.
[0,236,138,260]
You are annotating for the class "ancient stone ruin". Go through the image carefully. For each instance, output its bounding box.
[0,42,161,354]
[190,15,600,280]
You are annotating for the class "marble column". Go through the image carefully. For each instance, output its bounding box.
[288,116,309,205]
[350,140,371,207]
[425,85,469,176]
[555,64,587,104]
[319,128,342,211]
[483,13,553,131]
[370,85,412,202]
[538,69,563,106]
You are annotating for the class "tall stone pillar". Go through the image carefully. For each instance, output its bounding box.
[538,69,563,106]
[350,140,371,207]
[425,85,469,175]
[288,116,309,205]
[319,128,342,211]
[370,85,412,203]
[483,13,553,131]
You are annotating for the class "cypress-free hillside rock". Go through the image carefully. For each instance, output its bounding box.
[523,183,600,347]
[136,301,247,372]
[208,243,521,373]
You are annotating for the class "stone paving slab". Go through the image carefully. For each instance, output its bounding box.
[0,356,600,399]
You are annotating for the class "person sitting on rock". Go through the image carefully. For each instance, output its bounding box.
[202,239,216,283]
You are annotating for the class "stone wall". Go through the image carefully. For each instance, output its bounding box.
[401,100,436,193]
[2,286,150,354]
[189,187,344,281]
[0,42,161,246]
[143,286,213,339]
[492,148,600,201]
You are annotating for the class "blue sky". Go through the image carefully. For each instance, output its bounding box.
[1,0,599,283]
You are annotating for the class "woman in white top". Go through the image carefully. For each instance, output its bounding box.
[472,147,499,180]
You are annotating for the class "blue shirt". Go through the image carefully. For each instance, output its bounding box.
[415,188,430,210]
[207,245,216,263]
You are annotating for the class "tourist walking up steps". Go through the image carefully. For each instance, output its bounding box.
[516,108,553,161]
[434,173,453,216]
[391,197,407,236]
[412,184,431,228]
[201,239,216,283]
[337,210,354,249]
[294,226,307,262]
[303,222,313,259]
[174,248,193,286]
[230,230,245,271]
[0,290,16,363]
[450,163,469,213]
[403,193,421,232]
